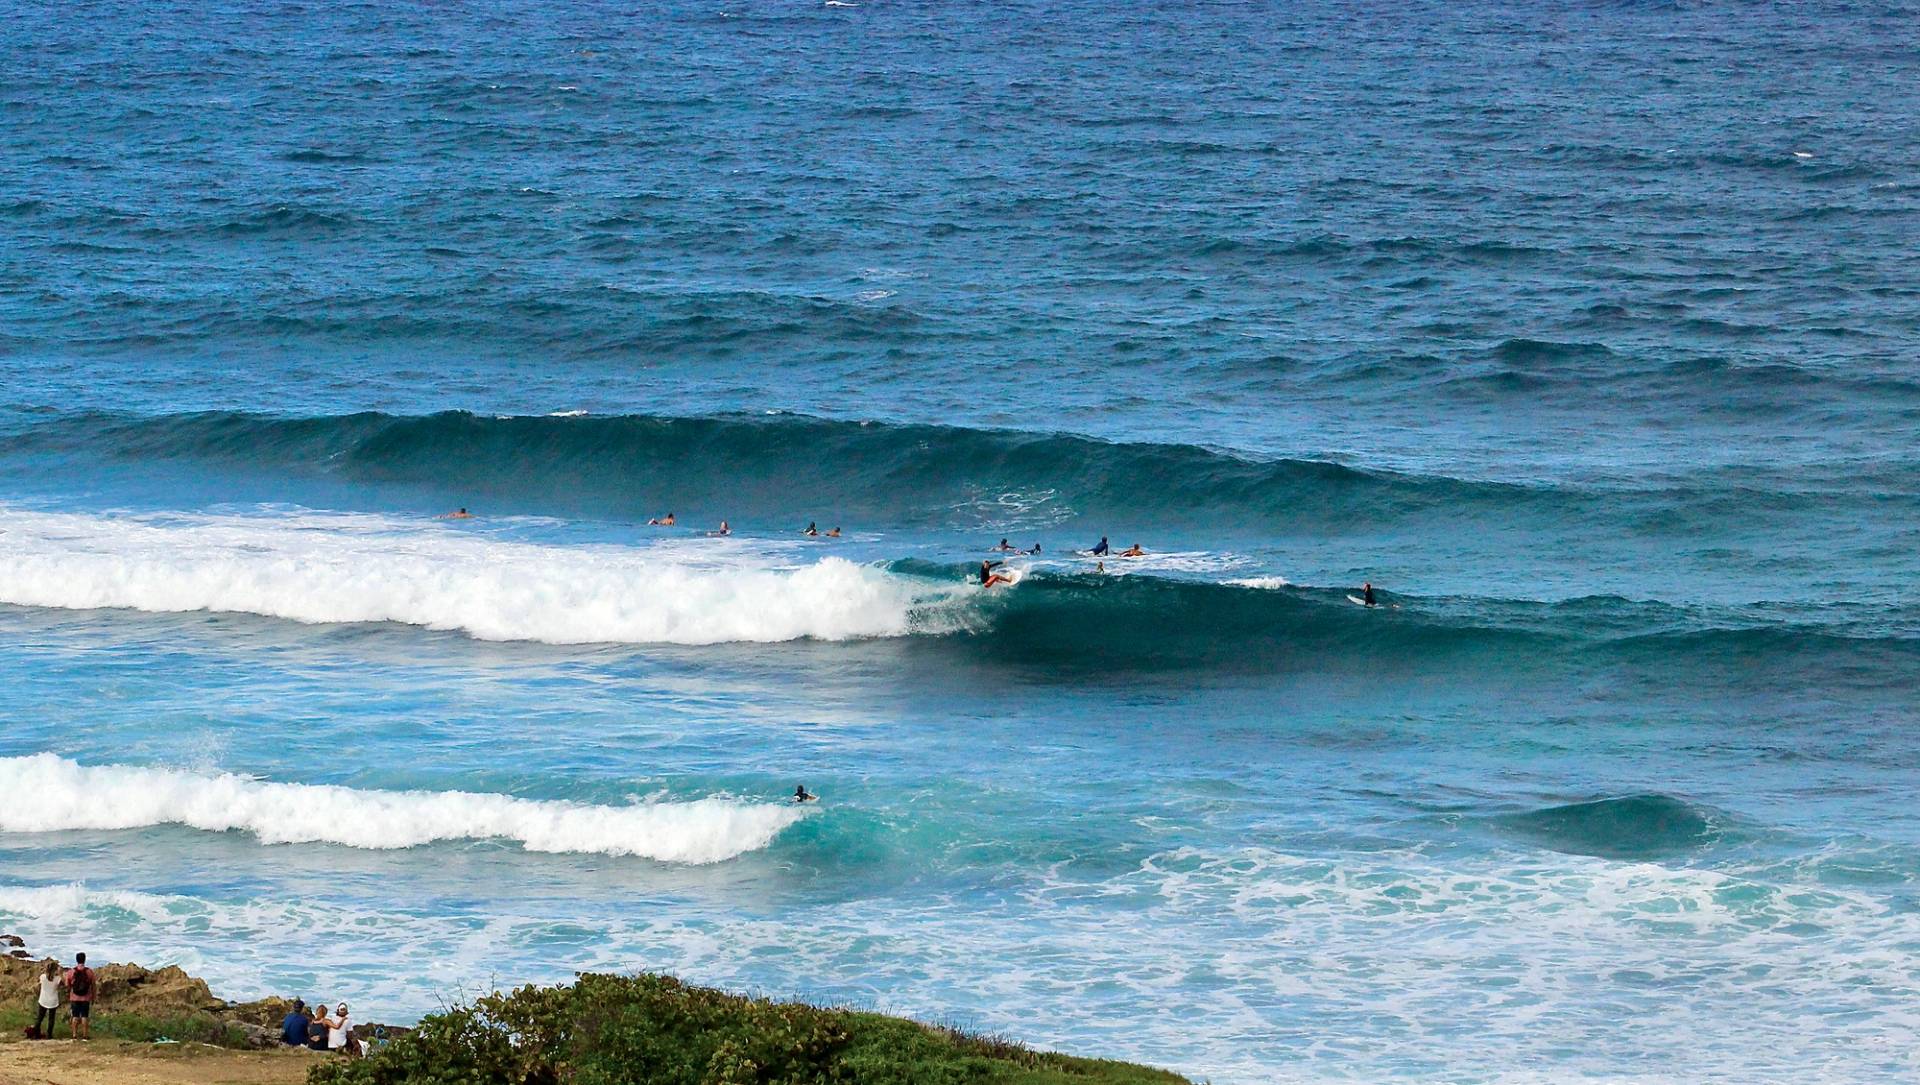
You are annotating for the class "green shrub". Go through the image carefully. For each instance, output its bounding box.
[309,973,1187,1085]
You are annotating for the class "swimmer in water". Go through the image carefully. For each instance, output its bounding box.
[647,512,676,526]
[805,522,819,536]
[980,559,1014,589]
[1119,543,1146,557]
[1095,561,1105,573]
[709,520,731,537]
[1090,536,1110,556]
[438,508,474,519]
[794,784,816,803]
[1362,582,1377,607]
[826,526,841,537]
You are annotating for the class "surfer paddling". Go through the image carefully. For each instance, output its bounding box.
[1119,543,1146,557]
[794,784,816,803]
[438,507,474,519]
[647,512,676,526]
[709,521,732,537]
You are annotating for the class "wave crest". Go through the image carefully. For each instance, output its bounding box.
[0,506,958,645]
[0,755,804,863]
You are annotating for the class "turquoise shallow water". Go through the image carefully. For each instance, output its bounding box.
[2,2,1918,1081]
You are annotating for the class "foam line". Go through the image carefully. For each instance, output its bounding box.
[0,755,805,863]
[0,506,958,644]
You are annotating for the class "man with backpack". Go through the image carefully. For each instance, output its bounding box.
[64,952,96,1039]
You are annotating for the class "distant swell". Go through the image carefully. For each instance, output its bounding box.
[0,755,806,863]
[0,409,1525,531]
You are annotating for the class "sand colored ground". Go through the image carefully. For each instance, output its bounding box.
[0,1039,316,1085]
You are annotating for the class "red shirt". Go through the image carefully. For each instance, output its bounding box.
[64,967,94,1003]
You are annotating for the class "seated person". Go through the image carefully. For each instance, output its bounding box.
[280,1000,312,1046]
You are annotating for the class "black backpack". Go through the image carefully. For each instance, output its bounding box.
[69,968,93,998]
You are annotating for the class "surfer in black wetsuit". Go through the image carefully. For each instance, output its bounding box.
[1090,536,1109,556]
[794,784,815,803]
[805,522,819,536]
[980,559,1013,589]
[1362,582,1376,607]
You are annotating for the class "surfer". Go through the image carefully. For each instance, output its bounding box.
[1090,536,1110,556]
[1362,582,1376,607]
[438,508,474,520]
[1027,543,1042,555]
[794,784,816,803]
[826,526,842,537]
[980,559,1014,589]
[993,538,1017,551]
[805,522,819,536]
[1119,543,1146,557]
[647,512,675,526]
[710,520,732,537]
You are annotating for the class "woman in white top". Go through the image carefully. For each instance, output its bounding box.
[328,1003,351,1054]
[34,959,61,1037]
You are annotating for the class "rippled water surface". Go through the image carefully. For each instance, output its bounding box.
[2,2,1917,1081]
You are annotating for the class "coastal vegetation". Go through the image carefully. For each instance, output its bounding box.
[308,972,1187,1085]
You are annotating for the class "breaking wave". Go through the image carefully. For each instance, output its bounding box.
[0,755,805,863]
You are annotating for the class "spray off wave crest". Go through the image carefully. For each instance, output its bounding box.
[0,506,962,645]
[0,755,804,863]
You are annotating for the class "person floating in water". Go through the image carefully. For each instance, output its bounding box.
[993,538,1017,551]
[980,559,1014,589]
[826,526,842,537]
[794,784,816,803]
[1362,582,1377,607]
[1119,543,1146,557]
[647,512,676,526]
[805,522,819,536]
[1027,543,1042,555]
[709,520,731,537]
[1090,536,1110,556]
[439,508,474,519]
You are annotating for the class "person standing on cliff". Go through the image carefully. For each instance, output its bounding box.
[34,959,60,1038]
[64,952,95,1039]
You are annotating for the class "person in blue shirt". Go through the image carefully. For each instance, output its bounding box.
[281,999,311,1046]
[1090,536,1109,556]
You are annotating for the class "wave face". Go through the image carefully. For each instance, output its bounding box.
[0,408,1554,531]
[0,755,803,863]
[0,506,958,645]
[1494,795,1719,860]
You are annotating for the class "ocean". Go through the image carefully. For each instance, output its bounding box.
[2,1,1917,1081]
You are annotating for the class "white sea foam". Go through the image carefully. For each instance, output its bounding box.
[0,755,803,863]
[0,505,961,644]
[1226,575,1290,589]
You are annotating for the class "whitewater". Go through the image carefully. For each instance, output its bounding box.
[0,505,960,644]
[0,755,805,863]
[3,0,1918,1082]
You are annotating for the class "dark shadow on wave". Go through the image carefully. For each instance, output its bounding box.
[1491,795,1719,860]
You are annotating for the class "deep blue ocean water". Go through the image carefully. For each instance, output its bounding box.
[2,2,1918,1081]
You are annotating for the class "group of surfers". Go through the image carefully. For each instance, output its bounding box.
[436,509,1388,603]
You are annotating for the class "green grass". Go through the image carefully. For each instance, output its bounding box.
[309,972,1190,1085]
[0,1003,251,1047]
